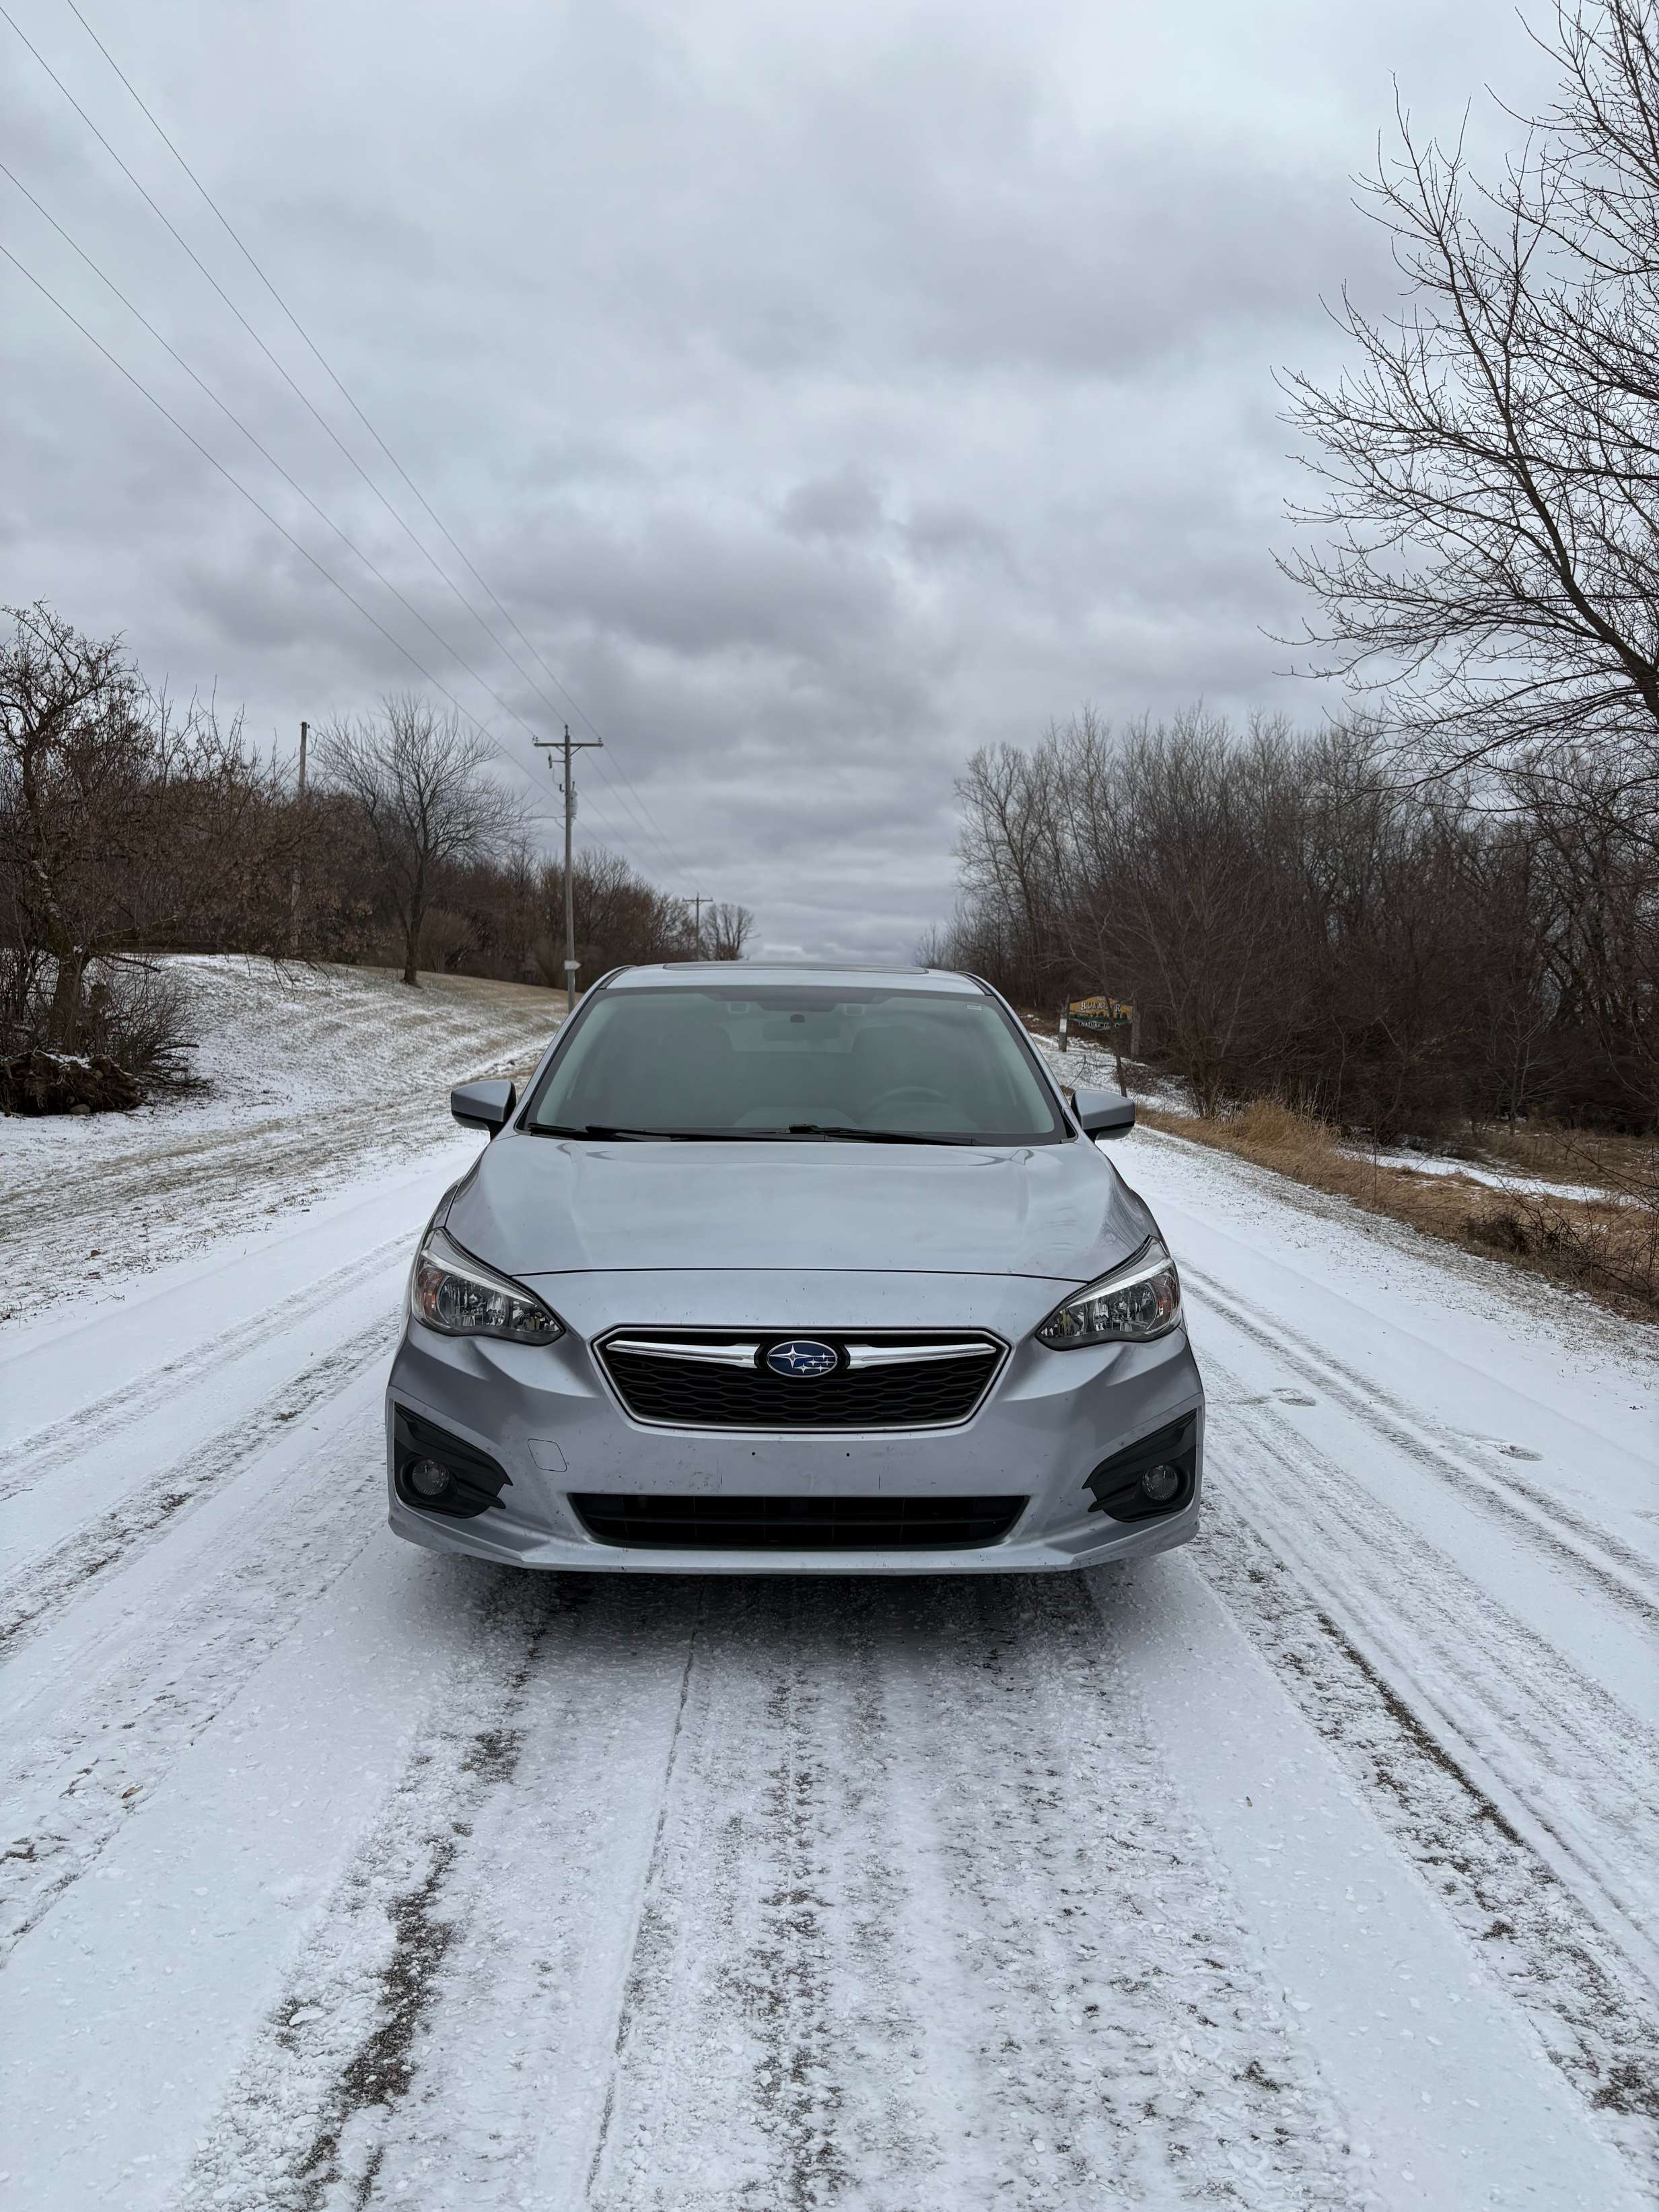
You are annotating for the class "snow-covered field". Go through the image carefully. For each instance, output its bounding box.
[2,969,1656,2209]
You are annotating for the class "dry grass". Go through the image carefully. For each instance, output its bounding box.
[363,965,564,1014]
[1455,1117,1656,1193]
[1134,1098,1659,1323]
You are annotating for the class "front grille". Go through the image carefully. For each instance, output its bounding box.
[596,1332,1005,1430]
[569,1493,1028,1550]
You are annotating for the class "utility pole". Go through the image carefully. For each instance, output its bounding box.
[288,720,309,958]
[691,893,709,958]
[535,724,602,1016]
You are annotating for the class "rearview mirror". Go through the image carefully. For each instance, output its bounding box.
[451,1079,516,1135]
[1072,1088,1135,1139]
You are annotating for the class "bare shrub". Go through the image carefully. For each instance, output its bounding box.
[79,961,199,1088]
[414,907,472,975]
[1495,1144,1659,1310]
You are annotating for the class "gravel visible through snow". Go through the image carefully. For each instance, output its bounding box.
[0,973,1654,2209]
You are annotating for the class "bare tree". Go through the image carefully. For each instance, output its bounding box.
[0,606,139,1045]
[1279,0,1659,793]
[315,695,523,987]
[0,603,296,1051]
[954,736,1070,999]
[702,901,755,961]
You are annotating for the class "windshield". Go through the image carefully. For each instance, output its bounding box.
[526,986,1067,1143]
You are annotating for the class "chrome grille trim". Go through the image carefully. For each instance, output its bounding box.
[603,1338,762,1366]
[602,1336,998,1371]
[592,1328,1009,1432]
[843,1340,998,1369]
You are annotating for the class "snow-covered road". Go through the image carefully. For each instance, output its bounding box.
[2,1051,1656,2207]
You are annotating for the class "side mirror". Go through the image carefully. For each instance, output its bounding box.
[1073,1088,1135,1139]
[451,1078,516,1136]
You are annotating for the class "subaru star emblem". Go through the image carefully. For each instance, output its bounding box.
[765,1338,839,1379]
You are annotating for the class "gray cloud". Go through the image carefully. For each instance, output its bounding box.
[1,0,1560,958]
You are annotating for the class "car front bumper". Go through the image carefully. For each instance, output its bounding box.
[384,1268,1204,1575]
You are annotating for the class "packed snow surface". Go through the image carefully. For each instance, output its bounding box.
[1,967,1656,2208]
[0,958,560,1327]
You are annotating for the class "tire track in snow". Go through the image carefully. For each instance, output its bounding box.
[198,1577,1360,2212]
[584,1583,857,2211]
[881,1577,1357,2211]
[569,1579,1358,2211]
[1183,1261,1659,1626]
[0,1229,411,1500]
[172,1568,573,2212]
[291,1579,711,2209]
[1193,1378,1659,2158]
[0,1313,398,1659]
[0,1402,387,1958]
[579,1597,707,2205]
[1207,1378,1659,1974]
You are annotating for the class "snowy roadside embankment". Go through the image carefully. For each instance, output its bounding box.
[0,957,561,1329]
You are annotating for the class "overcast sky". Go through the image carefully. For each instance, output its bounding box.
[3,0,1559,960]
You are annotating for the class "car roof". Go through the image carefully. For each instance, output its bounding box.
[601,963,986,996]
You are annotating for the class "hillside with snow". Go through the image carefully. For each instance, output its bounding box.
[0,958,561,1328]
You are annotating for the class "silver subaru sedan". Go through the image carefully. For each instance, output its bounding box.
[385,964,1203,1572]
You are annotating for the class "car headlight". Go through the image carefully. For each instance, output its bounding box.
[1035,1241,1182,1348]
[411,1225,565,1344]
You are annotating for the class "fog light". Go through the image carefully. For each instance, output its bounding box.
[392,1410,511,1520]
[1083,1414,1198,1521]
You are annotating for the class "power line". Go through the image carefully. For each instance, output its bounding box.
[0,237,565,816]
[0,8,439,567]
[574,749,685,885]
[592,747,697,883]
[44,0,704,895]
[8,0,699,895]
[3,3,664,868]
[0,160,601,777]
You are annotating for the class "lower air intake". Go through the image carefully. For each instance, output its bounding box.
[569,1493,1027,1550]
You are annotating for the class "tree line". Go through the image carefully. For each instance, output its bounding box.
[1,602,750,1089]
[937,707,1652,1140]
[940,0,1659,1144]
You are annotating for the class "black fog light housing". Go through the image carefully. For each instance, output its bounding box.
[1139,1462,1183,1505]
[392,1408,512,1520]
[406,1457,452,1500]
[1084,1414,1197,1522]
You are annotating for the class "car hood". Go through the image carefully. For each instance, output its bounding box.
[444,1131,1154,1283]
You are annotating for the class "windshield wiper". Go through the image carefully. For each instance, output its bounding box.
[530,1122,656,1140]
[530,1124,761,1141]
[529,1122,977,1145]
[779,1124,977,1146]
